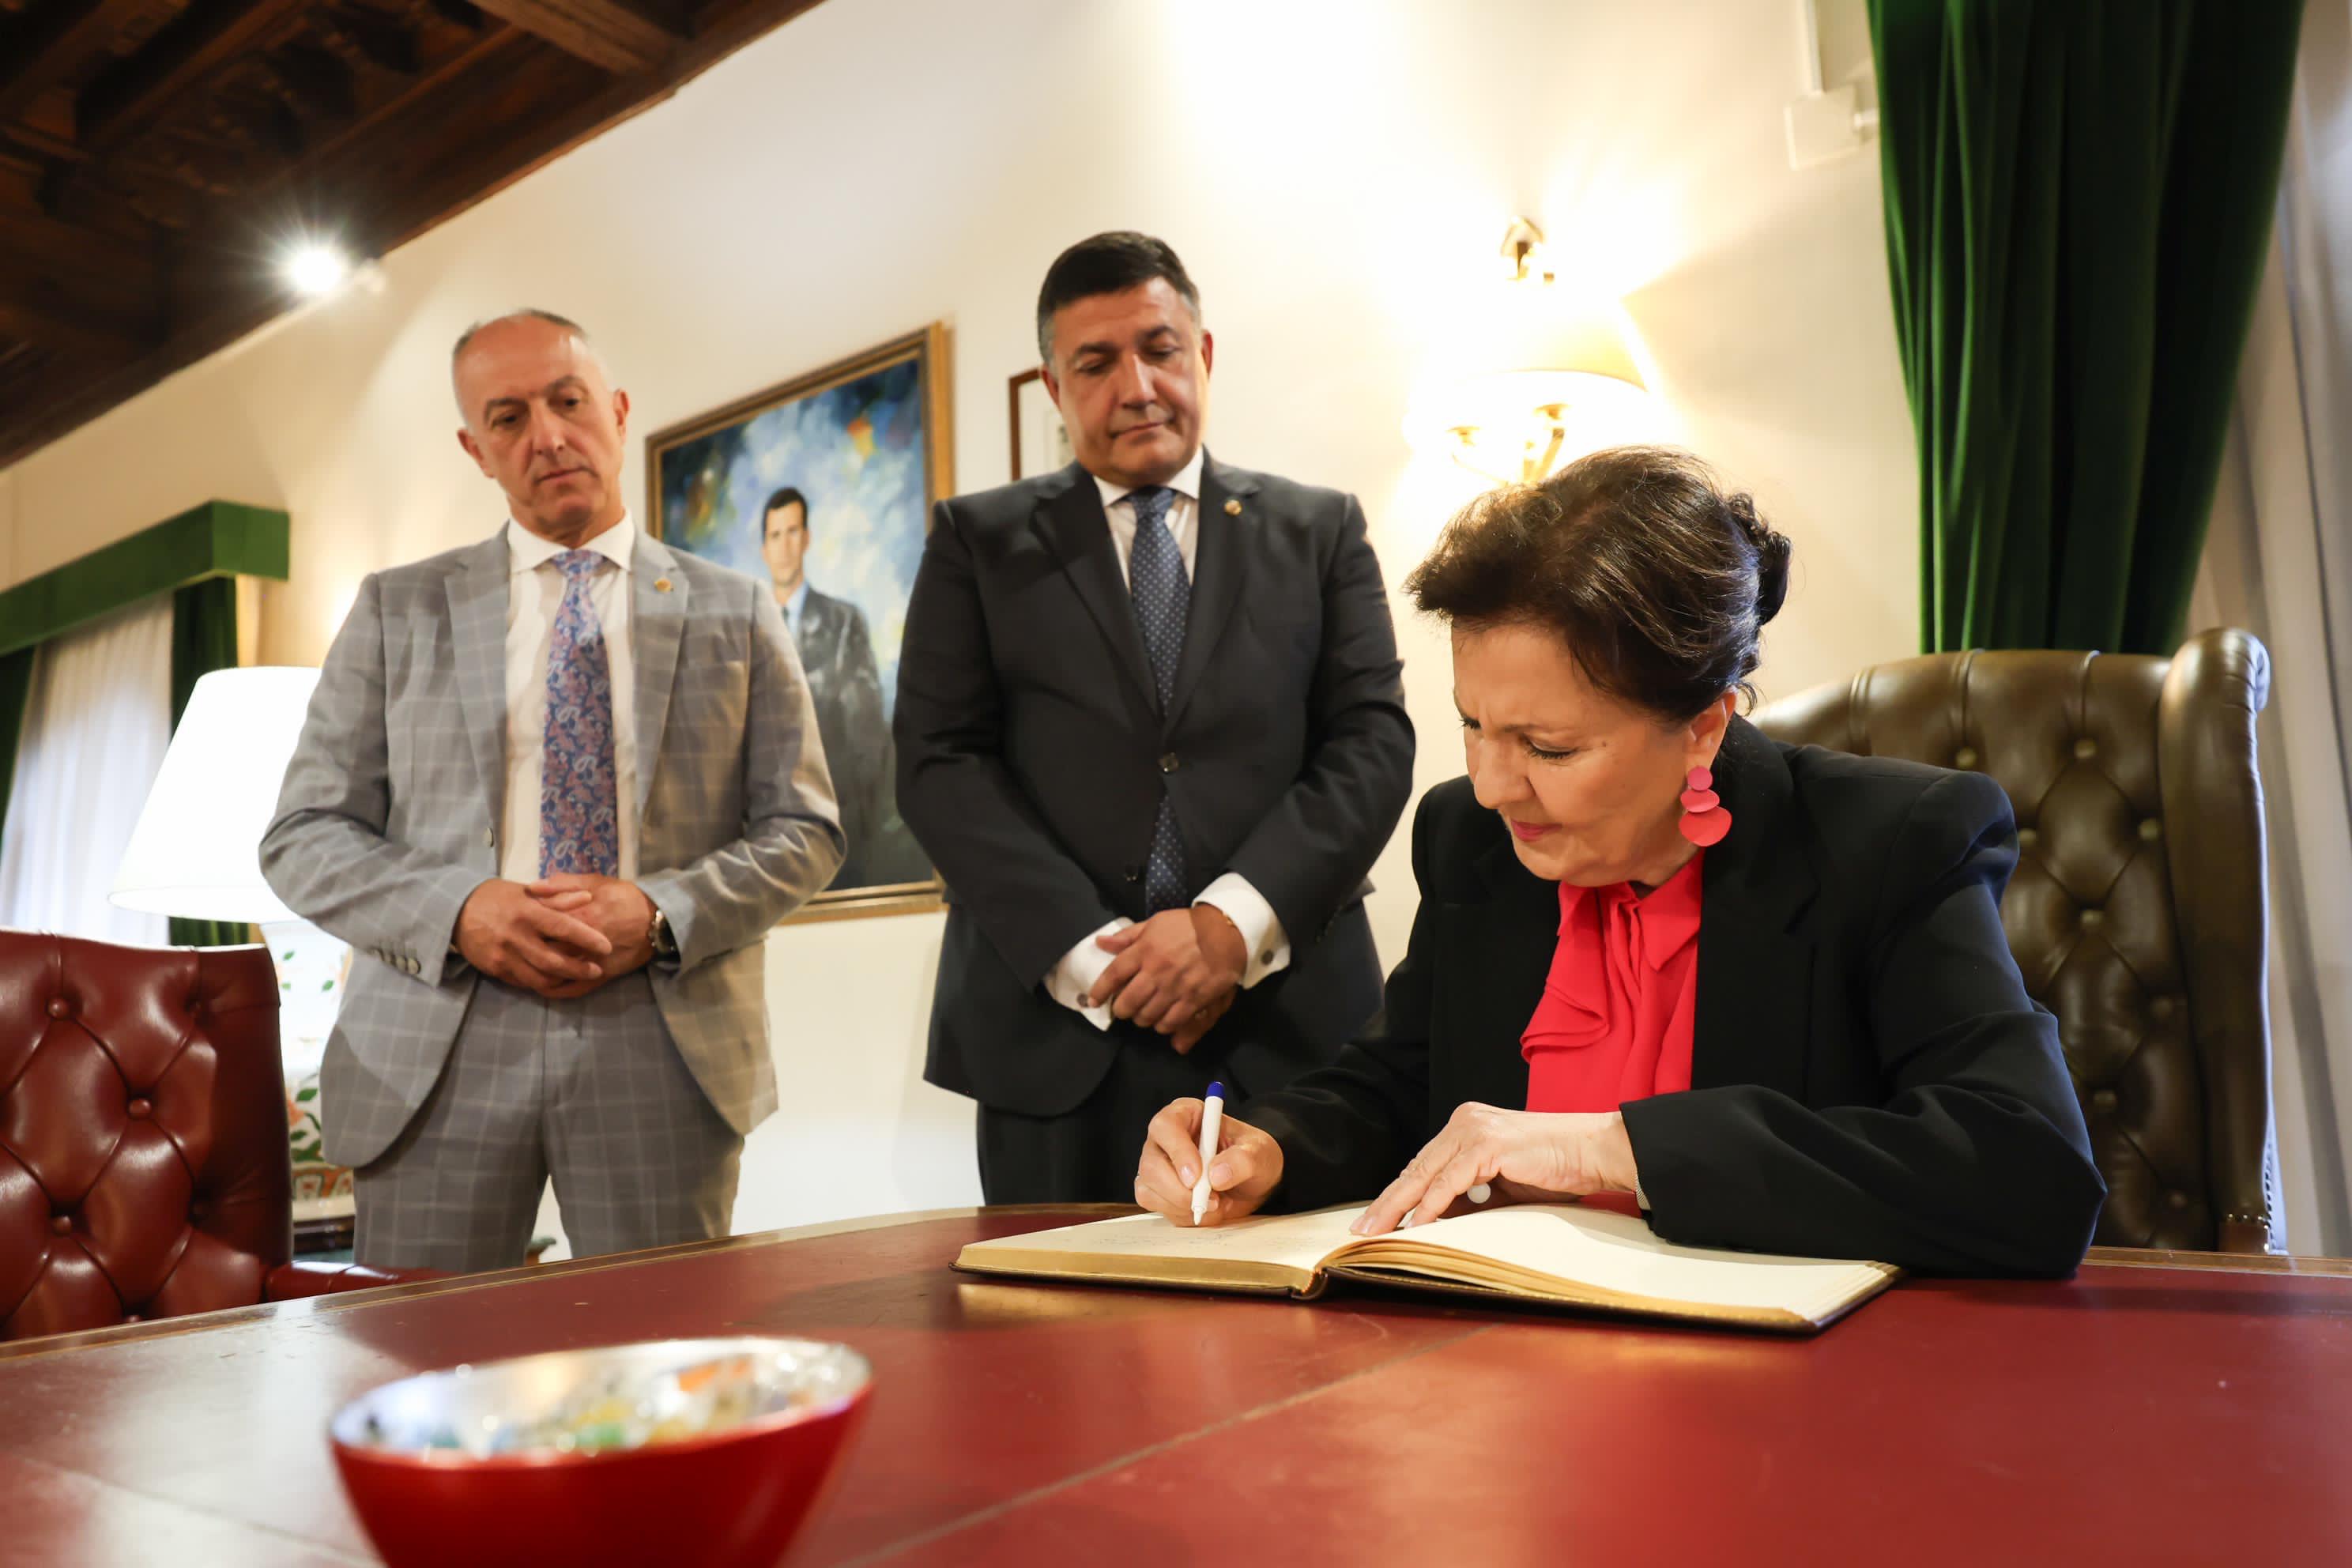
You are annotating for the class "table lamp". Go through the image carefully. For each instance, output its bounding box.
[111,665,318,927]
[111,665,354,1237]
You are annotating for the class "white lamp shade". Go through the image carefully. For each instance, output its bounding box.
[1402,288,1657,473]
[111,665,320,923]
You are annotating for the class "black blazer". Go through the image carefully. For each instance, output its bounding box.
[1245,717,2106,1276]
[895,454,1415,1117]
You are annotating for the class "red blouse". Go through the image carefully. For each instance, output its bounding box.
[1521,851,1705,1113]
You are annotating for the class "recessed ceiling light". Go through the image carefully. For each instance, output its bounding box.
[285,242,349,297]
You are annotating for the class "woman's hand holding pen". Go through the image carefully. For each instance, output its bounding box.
[1135,1098,1283,1226]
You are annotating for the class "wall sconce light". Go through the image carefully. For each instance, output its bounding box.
[1406,218,1652,488]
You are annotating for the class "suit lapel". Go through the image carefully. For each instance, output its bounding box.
[1030,466,1156,705]
[444,533,511,822]
[1453,831,1560,1110]
[1691,718,1819,1099]
[631,531,687,820]
[1167,453,1253,729]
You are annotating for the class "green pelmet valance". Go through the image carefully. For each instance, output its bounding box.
[0,500,288,659]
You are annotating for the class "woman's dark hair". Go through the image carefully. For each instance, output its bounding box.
[1404,447,1792,718]
[1035,232,1201,360]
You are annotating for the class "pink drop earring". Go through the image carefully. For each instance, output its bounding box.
[1679,765,1730,847]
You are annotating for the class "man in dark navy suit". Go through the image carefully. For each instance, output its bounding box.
[761,488,926,890]
[895,232,1415,1201]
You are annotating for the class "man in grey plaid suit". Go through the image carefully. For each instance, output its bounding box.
[262,309,844,1272]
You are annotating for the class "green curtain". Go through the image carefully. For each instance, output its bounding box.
[1868,0,2304,654]
[0,647,32,857]
[168,577,251,948]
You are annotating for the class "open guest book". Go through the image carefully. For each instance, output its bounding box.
[956,1201,1898,1333]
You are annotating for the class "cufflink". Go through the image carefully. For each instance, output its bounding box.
[1223,499,1242,515]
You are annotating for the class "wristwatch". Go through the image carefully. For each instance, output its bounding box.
[648,906,680,964]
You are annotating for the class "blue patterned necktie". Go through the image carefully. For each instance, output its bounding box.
[540,549,620,877]
[1127,486,1189,913]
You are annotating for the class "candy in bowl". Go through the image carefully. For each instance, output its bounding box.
[329,1336,871,1568]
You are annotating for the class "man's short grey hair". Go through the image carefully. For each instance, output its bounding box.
[450,309,608,416]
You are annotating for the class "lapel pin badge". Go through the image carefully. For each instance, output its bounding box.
[1223,499,1243,515]
[654,577,673,593]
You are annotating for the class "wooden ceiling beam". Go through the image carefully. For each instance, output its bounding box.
[462,0,679,75]
[0,0,175,134]
[0,256,153,360]
[77,0,311,155]
[0,205,156,293]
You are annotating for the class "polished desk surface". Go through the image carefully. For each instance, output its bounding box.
[2,1207,2350,1566]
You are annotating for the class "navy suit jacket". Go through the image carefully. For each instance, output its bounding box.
[895,454,1415,1117]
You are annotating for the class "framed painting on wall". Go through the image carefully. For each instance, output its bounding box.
[1008,368,1073,480]
[646,324,950,921]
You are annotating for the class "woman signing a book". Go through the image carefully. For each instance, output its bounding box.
[1132,446,2105,1276]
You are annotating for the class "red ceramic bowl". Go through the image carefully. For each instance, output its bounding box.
[329,1336,871,1568]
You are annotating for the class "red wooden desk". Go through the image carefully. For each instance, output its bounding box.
[2,1207,2349,1566]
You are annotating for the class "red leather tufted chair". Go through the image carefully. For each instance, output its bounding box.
[1755,628,2278,1253]
[0,931,431,1340]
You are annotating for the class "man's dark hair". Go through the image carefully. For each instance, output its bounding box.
[1035,232,1201,360]
[761,487,809,535]
[1405,447,1793,720]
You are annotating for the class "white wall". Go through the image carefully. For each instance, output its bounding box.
[0,0,1920,1248]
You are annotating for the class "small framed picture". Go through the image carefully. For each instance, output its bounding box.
[1008,368,1073,480]
[645,326,951,922]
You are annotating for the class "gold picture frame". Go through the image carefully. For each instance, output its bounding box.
[645,324,952,923]
[1007,366,1072,480]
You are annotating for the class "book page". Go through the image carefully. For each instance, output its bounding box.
[956,1204,1370,1288]
[1340,1204,1890,1318]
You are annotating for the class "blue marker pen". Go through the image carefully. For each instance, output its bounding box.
[1190,1081,1227,1225]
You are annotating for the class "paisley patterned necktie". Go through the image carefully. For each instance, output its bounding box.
[539,549,620,877]
[1126,486,1189,913]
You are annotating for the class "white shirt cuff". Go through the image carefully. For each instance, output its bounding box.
[1195,874,1291,989]
[1045,918,1131,1031]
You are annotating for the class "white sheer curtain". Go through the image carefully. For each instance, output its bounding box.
[0,596,173,945]
[2192,0,2352,1255]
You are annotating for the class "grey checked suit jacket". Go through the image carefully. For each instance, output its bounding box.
[261,528,846,1168]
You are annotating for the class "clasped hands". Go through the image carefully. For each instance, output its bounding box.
[453,873,657,998]
[1135,1099,1640,1231]
[1087,904,1248,1054]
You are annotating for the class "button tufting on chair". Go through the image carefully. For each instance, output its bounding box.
[1,931,443,1340]
[1755,629,2279,1253]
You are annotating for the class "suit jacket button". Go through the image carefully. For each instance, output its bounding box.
[1159,752,1180,773]
[1124,866,1144,883]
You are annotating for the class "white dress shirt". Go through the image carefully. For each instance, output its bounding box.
[499,514,640,884]
[1045,447,1292,1029]
[782,579,810,641]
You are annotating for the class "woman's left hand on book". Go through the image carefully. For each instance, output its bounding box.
[1352,1104,1638,1235]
